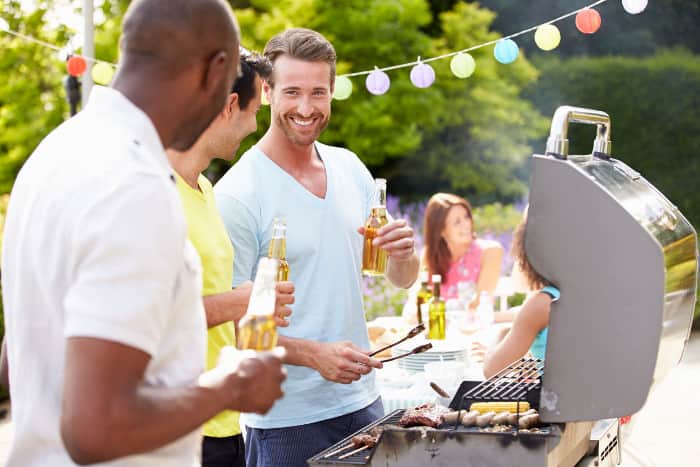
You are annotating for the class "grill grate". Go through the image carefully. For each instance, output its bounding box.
[307,410,404,465]
[453,357,544,410]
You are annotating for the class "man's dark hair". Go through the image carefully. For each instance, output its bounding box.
[233,50,272,110]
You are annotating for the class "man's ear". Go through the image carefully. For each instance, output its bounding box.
[223,93,240,119]
[263,80,272,103]
[202,50,230,93]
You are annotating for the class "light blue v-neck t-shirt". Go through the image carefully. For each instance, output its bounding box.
[214,143,380,429]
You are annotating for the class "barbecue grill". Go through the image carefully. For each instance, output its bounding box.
[309,106,698,466]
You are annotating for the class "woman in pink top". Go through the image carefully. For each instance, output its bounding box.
[423,193,503,305]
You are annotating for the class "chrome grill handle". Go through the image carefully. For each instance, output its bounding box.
[545,106,612,159]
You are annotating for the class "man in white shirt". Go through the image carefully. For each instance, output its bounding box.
[0,1,285,466]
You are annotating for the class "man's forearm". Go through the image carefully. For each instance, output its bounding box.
[70,384,226,463]
[277,335,319,369]
[203,288,249,328]
[386,252,420,289]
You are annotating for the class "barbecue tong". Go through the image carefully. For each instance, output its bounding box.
[369,323,433,363]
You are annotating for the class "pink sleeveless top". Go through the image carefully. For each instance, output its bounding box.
[441,239,484,300]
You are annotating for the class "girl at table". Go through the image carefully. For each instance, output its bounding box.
[481,215,560,378]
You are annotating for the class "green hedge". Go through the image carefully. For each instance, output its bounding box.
[525,49,700,328]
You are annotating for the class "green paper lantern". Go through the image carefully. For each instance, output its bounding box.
[534,24,561,51]
[92,62,115,85]
[333,76,352,100]
[450,53,476,79]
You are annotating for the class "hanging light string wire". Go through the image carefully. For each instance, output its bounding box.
[1,0,609,74]
[0,25,115,67]
[340,0,609,78]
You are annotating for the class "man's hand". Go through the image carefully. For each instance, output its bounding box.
[310,341,383,384]
[274,281,294,327]
[358,219,419,288]
[203,346,287,414]
[358,219,415,262]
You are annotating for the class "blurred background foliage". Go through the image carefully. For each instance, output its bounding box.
[0,0,699,328]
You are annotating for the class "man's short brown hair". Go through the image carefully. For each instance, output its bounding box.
[263,28,336,88]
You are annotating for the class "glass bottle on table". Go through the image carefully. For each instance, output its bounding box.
[237,257,279,351]
[415,270,432,325]
[268,217,289,281]
[428,274,446,340]
[362,178,389,276]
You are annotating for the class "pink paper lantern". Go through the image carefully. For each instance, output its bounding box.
[575,8,602,34]
[365,69,390,95]
[410,62,435,88]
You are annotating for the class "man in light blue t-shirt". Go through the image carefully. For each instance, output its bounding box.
[215,28,419,467]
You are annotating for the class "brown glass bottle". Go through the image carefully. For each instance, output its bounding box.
[362,179,389,276]
[268,217,290,281]
[237,257,279,351]
[428,274,446,340]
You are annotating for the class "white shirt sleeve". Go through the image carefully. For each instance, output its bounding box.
[215,192,260,288]
[63,175,183,357]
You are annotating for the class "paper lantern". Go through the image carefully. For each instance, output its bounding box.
[366,68,390,95]
[450,53,476,79]
[534,24,561,51]
[333,76,352,100]
[576,8,602,34]
[494,39,519,64]
[66,56,87,77]
[91,62,114,85]
[622,0,648,14]
[410,61,435,88]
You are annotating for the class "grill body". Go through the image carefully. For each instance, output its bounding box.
[528,106,698,422]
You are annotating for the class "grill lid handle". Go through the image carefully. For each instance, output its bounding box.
[545,106,612,159]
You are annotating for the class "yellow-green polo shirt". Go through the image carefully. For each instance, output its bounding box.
[175,172,240,438]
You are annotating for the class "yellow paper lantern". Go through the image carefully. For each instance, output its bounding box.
[333,76,353,100]
[91,62,115,84]
[450,53,476,79]
[534,24,561,51]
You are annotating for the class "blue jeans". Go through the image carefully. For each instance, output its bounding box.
[244,398,384,467]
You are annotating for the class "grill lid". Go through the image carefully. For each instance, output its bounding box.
[527,106,697,423]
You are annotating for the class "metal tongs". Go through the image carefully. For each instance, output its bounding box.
[369,323,426,357]
[379,343,433,363]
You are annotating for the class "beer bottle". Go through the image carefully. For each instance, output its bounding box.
[237,257,279,351]
[268,217,290,281]
[362,178,389,276]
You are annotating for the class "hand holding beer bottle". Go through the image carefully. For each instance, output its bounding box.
[362,178,389,276]
[238,257,280,351]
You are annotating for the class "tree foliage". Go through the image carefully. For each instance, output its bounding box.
[0,1,71,193]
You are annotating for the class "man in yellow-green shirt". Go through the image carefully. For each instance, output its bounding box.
[168,51,295,467]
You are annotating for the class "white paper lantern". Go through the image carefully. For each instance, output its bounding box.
[622,0,648,15]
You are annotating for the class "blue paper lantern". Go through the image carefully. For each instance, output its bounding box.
[494,39,519,64]
[410,62,435,88]
[366,69,390,95]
